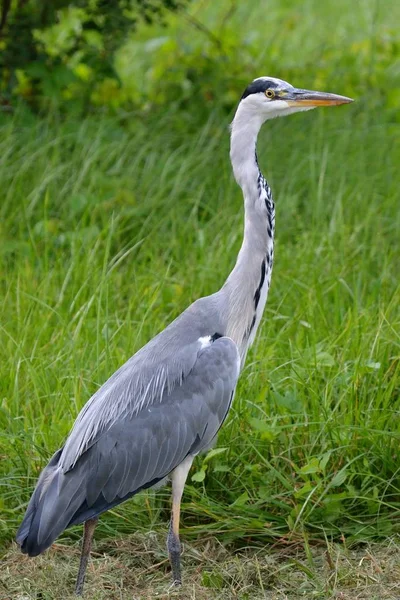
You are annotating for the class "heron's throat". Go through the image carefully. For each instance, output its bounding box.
[230,108,264,196]
[224,106,275,358]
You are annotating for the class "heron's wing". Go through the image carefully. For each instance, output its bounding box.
[18,337,240,555]
[60,335,219,472]
[67,336,239,512]
[18,336,239,553]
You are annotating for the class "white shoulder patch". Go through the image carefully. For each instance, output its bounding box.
[198,335,212,349]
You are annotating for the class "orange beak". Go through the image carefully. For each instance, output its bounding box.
[284,89,354,107]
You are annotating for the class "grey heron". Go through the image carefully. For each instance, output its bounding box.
[16,77,352,595]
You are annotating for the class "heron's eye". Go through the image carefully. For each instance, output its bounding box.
[265,89,275,99]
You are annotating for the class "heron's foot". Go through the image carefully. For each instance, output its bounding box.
[167,526,182,585]
[168,578,182,590]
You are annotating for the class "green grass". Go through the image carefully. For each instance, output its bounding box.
[0,0,399,596]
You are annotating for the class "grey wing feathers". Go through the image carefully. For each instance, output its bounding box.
[72,335,240,501]
[60,338,204,472]
[17,336,240,556]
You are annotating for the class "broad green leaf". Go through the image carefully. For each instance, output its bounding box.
[319,451,331,471]
[331,469,347,487]
[191,467,207,483]
[231,491,249,507]
[299,457,321,475]
[294,480,314,498]
[203,447,228,463]
[315,351,335,367]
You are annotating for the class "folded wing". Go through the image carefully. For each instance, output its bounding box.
[17,336,240,556]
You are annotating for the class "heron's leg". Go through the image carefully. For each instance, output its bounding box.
[167,455,194,586]
[75,517,98,596]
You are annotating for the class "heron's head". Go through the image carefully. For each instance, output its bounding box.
[239,76,353,121]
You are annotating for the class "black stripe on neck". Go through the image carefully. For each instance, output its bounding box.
[254,260,266,309]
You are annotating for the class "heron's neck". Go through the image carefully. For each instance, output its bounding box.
[223,106,275,360]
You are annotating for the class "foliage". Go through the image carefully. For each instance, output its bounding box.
[0,0,189,111]
[1,0,400,115]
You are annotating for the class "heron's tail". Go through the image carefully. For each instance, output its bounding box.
[16,448,86,557]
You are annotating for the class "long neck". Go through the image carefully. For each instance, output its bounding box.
[222,104,275,360]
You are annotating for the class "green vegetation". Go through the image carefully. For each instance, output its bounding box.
[0,0,189,111]
[0,0,399,596]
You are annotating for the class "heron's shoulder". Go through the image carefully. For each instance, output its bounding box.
[180,291,223,320]
[151,291,224,344]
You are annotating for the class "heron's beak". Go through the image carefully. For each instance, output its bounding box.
[283,88,353,107]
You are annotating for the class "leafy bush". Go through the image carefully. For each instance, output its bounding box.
[0,0,189,111]
[1,1,399,116]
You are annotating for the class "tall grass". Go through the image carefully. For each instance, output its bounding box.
[0,0,399,552]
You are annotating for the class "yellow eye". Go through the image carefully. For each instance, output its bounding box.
[265,89,275,99]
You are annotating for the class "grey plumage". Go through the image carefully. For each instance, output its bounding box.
[18,326,239,555]
[16,76,352,592]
